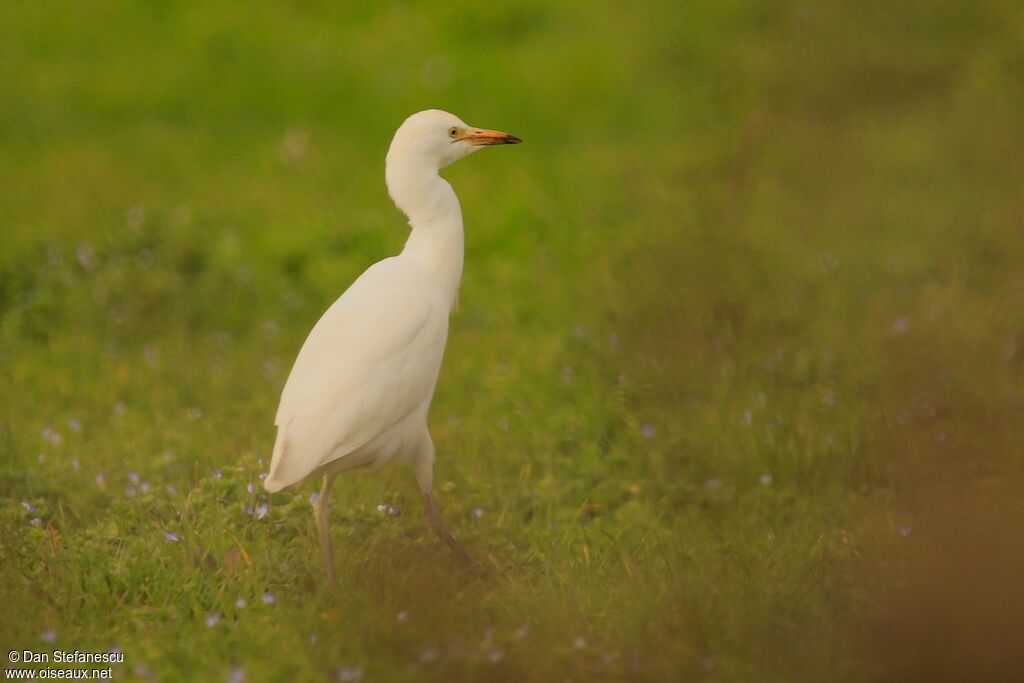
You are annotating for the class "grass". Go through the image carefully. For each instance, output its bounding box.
[2,1,1024,681]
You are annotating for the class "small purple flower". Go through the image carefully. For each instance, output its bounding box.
[68,418,82,431]
[31,517,42,526]
[95,472,105,487]
[759,473,773,486]
[41,629,57,644]
[164,531,180,542]
[235,598,247,609]
[166,484,178,496]
[641,423,655,439]
[214,468,222,479]
[336,666,363,682]
[22,501,36,513]
[472,507,484,519]
[261,592,275,605]
[244,505,254,515]
[387,505,400,516]
[141,482,151,494]
[898,524,912,537]
[128,471,140,484]
[247,483,255,494]
[259,471,267,481]
[71,458,81,471]
[227,667,247,683]
[76,244,96,270]
[890,316,910,336]
[125,486,137,498]
[255,503,269,520]
[376,504,388,513]
[48,431,63,445]
[205,613,221,628]
[309,492,320,506]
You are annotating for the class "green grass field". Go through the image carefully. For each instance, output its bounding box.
[3,1,1024,681]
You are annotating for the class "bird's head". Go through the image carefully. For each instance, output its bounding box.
[386,109,521,173]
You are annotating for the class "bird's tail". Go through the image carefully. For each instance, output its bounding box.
[263,425,291,493]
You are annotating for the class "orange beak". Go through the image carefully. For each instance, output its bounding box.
[457,128,522,146]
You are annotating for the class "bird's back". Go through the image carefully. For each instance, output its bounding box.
[264,257,450,492]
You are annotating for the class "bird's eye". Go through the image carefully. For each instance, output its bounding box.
[448,127,459,138]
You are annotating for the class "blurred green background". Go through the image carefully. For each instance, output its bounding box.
[3,1,1024,681]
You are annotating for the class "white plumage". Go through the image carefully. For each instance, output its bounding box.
[263,109,520,579]
[266,259,448,489]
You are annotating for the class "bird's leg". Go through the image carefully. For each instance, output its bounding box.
[413,441,470,563]
[423,491,471,563]
[314,474,337,584]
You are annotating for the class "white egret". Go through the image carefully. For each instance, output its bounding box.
[263,109,521,581]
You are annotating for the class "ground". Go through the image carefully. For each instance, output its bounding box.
[2,1,1024,681]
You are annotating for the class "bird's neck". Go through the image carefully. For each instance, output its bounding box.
[388,166,465,307]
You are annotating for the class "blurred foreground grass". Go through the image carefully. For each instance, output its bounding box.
[2,1,1024,681]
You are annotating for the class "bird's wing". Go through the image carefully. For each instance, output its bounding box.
[264,258,448,491]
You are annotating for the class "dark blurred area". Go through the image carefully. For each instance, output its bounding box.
[867,317,1024,682]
